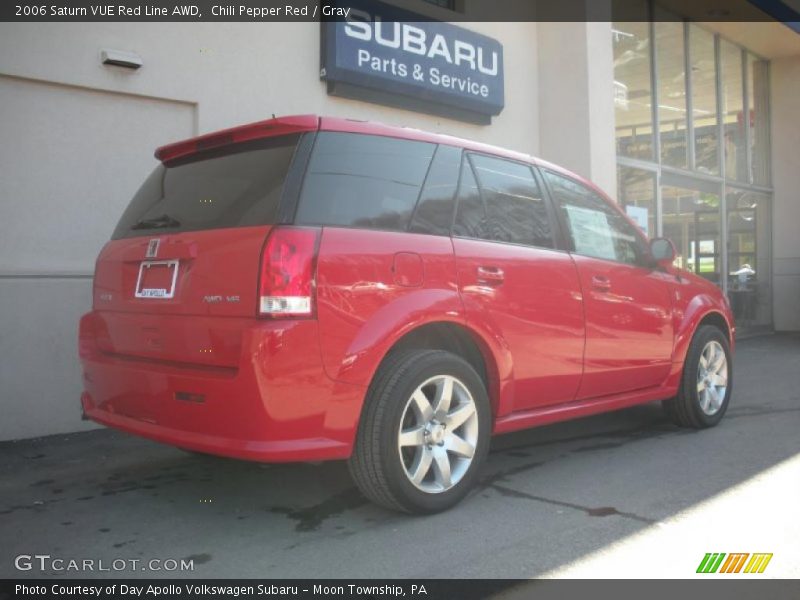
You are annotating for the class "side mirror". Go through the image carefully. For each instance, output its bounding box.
[650,237,676,269]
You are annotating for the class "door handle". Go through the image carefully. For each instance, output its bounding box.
[477,266,505,285]
[591,275,611,291]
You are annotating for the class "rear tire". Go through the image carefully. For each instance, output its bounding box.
[663,325,732,428]
[348,349,491,514]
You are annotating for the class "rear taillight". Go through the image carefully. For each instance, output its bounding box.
[258,227,320,318]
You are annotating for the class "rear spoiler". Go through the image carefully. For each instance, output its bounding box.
[154,115,320,163]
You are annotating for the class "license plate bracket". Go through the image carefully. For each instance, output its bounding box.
[135,260,179,299]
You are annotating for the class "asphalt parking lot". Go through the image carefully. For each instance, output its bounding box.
[1,334,799,579]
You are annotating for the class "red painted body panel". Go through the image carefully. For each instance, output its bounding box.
[80,312,364,461]
[315,228,465,384]
[452,239,585,412]
[79,115,736,463]
[571,254,674,399]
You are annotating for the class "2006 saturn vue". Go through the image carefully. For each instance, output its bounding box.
[79,115,735,513]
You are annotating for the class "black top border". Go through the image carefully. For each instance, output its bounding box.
[2,0,800,23]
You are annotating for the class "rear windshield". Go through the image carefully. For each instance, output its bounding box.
[112,135,300,239]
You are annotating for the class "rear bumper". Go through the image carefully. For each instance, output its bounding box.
[79,312,366,462]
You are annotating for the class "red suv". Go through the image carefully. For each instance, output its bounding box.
[79,115,734,513]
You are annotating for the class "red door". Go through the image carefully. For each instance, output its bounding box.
[542,168,674,399]
[452,154,585,411]
[571,255,674,398]
[454,239,585,409]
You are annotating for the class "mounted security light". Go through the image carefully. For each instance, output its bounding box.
[101,49,142,69]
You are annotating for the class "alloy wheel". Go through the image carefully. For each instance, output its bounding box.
[397,375,479,493]
[696,340,728,415]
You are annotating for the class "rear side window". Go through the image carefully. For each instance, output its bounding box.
[112,135,300,239]
[408,144,461,236]
[454,154,554,248]
[544,170,646,265]
[295,132,435,231]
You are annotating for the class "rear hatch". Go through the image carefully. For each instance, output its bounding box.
[92,118,316,368]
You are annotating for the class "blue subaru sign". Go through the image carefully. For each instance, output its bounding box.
[321,0,504,119]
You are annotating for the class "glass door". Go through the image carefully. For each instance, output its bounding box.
[726,187,772,330]
[661,173,723,287]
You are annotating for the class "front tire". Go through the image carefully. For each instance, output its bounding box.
[348,349,491,514]
[663,325,732,428]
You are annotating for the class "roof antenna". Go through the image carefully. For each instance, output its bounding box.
[272,113,276,119]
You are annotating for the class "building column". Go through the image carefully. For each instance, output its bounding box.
[537,20,617,199]
[770,55,800,331]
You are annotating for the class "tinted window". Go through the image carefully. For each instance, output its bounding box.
[112,135,300,239]
[453,154,553,248]
[544,170,646,265]
[409,144,461,236]
[295,132,435,231]
[452,159,484,238]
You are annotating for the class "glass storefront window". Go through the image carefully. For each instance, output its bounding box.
[617,165,657,238]
[747,53,771,185]
[689,25,719,174]
[655,19,688,169]
[720,40,746,182]
[662,178,722,285]
[727,188,772,329]
[612,13,773,332]
[613,21,654,160]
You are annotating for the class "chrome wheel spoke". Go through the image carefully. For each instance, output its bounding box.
[446,402,476,430]
[431,447,452,489]
[433,376,454,415]
[411,390,434,422]
[399,426,426,447]
[711,373,727,387]
[409,448,433,485]
[445,433,475,458]
[699,389,711,413]
[697,381,706,393]
[709,388,722,411]
[710,348,724,373]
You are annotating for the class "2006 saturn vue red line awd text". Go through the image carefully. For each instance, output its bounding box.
[79,115,734,513]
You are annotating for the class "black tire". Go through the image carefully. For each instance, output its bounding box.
[348,349,491,514]
[663,325,733,428]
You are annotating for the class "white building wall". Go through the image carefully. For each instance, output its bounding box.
[0,22,541,440]
[536,21,617,198]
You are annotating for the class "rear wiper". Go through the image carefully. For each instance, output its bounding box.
[131,214,181,230]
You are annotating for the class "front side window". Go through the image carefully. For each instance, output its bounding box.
[453,154,553,249]
[544,170,646,266]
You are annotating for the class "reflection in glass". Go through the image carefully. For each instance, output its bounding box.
[690,25,719,174]
[617,165,656,238]
[613,20,654,160]
[662,184,721,285]
[727,188,771,328]
[655,20,687,168]
[747,54,771,185]
[720,40,745,181]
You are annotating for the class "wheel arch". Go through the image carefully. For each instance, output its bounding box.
[673,303,735,366]
[375,321,505,420]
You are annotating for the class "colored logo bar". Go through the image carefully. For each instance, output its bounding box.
[696,553,773,574]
